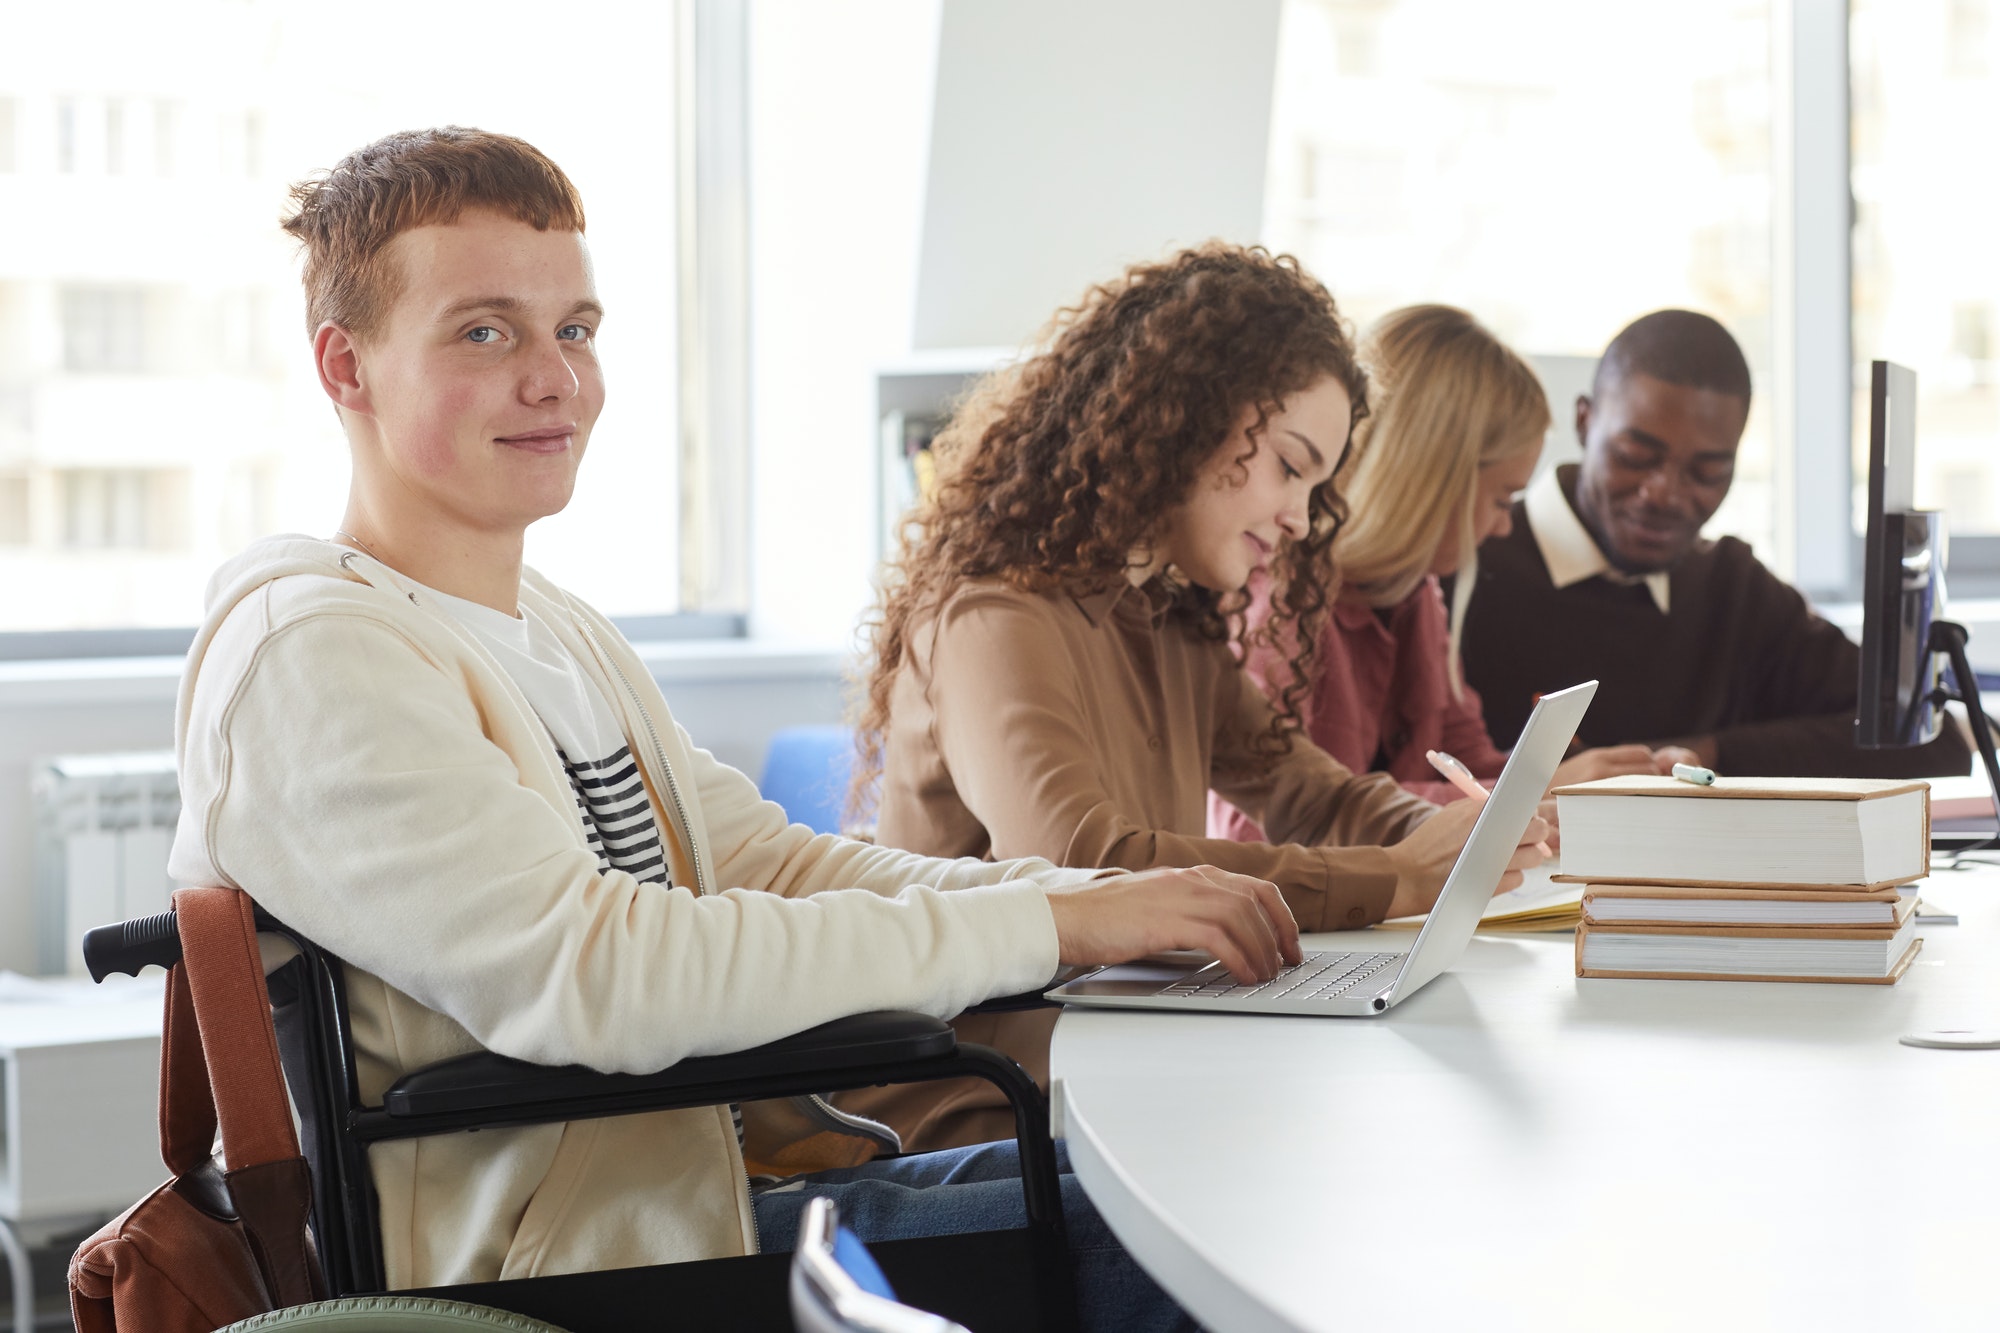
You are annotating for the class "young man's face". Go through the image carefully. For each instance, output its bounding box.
[346,209,605,534]
[1572,371,1747,574]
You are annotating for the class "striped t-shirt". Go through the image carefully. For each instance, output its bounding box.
[419,584,673,890]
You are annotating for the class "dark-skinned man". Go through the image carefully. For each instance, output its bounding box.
[1458,308,1970,779]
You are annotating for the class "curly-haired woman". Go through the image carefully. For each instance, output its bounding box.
[1211,304,1678,843]
[837,246,1548,1153]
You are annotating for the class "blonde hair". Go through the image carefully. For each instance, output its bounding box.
[1334,305,1550,697]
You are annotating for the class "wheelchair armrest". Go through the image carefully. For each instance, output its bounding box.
[382,1009,955,1121]
[961,989,1060,1015]
[961,965,1093,1015]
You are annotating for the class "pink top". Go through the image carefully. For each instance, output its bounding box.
[1209,576,1510,840]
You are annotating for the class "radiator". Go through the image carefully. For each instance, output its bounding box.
[31,752,179,976]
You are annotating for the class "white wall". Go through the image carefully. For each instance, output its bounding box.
[914,0,1280,350]
[747,0,943,647]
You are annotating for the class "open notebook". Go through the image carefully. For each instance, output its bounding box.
[1377,865,1584,934]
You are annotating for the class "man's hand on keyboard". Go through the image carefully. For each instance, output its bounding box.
[1047,866,1303,983]
[1383,801,1552,920]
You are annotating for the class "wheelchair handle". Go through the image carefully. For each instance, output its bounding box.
[83,910,184,981]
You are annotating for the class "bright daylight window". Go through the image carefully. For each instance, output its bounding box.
[0,1,679,633]
[1264,0,1776,560]
[1851,0,2000,540]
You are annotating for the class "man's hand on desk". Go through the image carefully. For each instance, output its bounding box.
[1384,800,1552,920]
[1651,741,1712,770]
[1046,866,1303,984]
[1548,744,1663,789]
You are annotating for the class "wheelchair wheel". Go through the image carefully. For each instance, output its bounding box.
[218,1296,574,1331]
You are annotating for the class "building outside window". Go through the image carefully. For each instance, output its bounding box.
[0,0,682,634]
[1851,0,2000,543]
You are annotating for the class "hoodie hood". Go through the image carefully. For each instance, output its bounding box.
[200,534,376,623]
[176,534,409,764]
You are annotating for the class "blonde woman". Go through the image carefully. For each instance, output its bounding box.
[1214,305,1676,841]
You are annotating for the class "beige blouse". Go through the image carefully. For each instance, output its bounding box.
[875,576,1438,932]
[846,576,1441,1154]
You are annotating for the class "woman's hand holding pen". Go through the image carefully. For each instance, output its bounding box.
[1427,748,1553,858]
[1382,799,1551,920]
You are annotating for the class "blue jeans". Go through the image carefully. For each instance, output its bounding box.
[752,1140,1199,1332]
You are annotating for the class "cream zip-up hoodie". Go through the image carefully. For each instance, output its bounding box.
[169,536,1074,1288]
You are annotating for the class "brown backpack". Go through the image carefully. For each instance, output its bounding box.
[69,887,326,1332]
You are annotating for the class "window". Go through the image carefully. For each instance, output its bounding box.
[0,473,28,544]
[55,97,79,174]
[62,287,151,373]
[1852,0,2000,554]
[154,99,178,178]
[58,468,188,551]
[105,100,127,176]
[0,0,703,636]
[1264,0,1777,560]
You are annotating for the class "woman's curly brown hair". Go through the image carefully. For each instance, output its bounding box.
[851,243,1368,817]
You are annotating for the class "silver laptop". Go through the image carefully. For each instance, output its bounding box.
[1046,680,1598,1017]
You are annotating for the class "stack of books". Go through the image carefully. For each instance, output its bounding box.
[1554,776,1930,984]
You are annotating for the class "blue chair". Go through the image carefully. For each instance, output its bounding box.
[791,1198,969,1333]
[759,725,857,835]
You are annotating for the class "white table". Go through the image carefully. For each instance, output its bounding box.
[1050,868,2000,1333]
[0,977,163,1333]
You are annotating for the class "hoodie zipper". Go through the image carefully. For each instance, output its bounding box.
[576,617,763,1250]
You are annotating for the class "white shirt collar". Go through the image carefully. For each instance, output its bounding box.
[1523,466,1671,615]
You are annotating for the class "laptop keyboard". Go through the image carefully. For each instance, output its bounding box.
[1156,949,1402,1003]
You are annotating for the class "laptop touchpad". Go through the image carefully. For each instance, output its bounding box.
[1064,960,1210,995]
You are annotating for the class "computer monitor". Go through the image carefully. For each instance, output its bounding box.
[1854,360,2000,852]
[1855,361,1948,748]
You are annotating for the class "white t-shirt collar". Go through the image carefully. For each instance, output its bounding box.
[1524,466,1672,615]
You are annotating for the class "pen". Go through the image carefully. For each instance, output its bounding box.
[1672,762,1717,786]
[1425,749,1489,802]
[1426,749,1553,857]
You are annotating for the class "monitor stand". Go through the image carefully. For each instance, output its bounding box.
[1906,620,2000,852]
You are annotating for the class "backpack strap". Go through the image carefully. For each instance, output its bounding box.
[166,886,326,1307]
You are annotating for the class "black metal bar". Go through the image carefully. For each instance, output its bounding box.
[379,1014,957,1119]
[250,911,388,1295]
[267,954,353,1298]
[352,1050,1013,1146]
[962,988,1060,1015]
[952,1044,1075,1331]
[1934,620,2000,853]
[951,1045,1063,1238]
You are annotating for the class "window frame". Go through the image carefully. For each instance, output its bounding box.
[0,613,747,664]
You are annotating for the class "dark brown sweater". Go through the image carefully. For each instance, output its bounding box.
[1457,474,1971,779]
